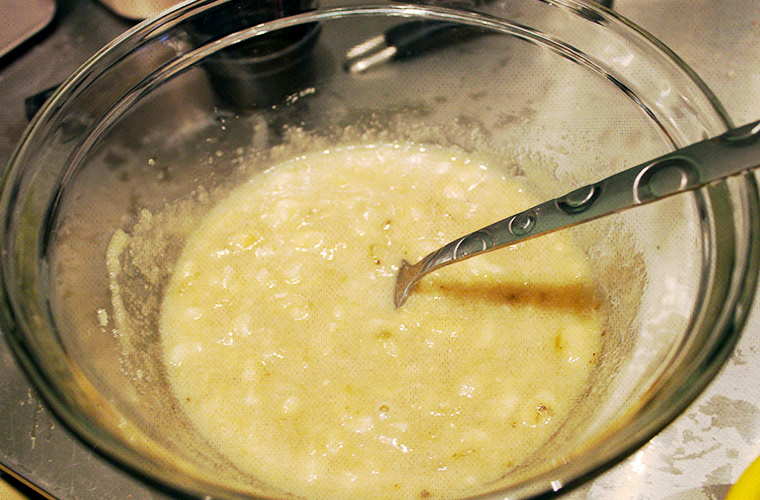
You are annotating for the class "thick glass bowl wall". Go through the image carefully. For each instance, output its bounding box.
[1,1,757,498]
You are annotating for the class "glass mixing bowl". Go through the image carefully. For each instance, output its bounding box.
[1,0,758,498]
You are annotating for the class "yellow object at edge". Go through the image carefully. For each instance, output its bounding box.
[727,454,760,500]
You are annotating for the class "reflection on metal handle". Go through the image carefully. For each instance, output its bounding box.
[395,119,760,307]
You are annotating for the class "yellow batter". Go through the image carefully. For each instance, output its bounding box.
[159,143,602,499]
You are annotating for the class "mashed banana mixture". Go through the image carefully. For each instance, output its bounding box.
[160,143,602,499]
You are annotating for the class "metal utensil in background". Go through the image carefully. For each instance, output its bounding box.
[344,19,465,73]
[395,119,760,307]
[344,0,615,73]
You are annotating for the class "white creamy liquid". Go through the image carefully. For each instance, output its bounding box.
[159,143,602,499]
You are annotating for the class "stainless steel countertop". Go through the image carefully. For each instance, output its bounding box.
[1,0,759,498]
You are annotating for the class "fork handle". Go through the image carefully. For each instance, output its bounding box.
[395,120,760,307]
